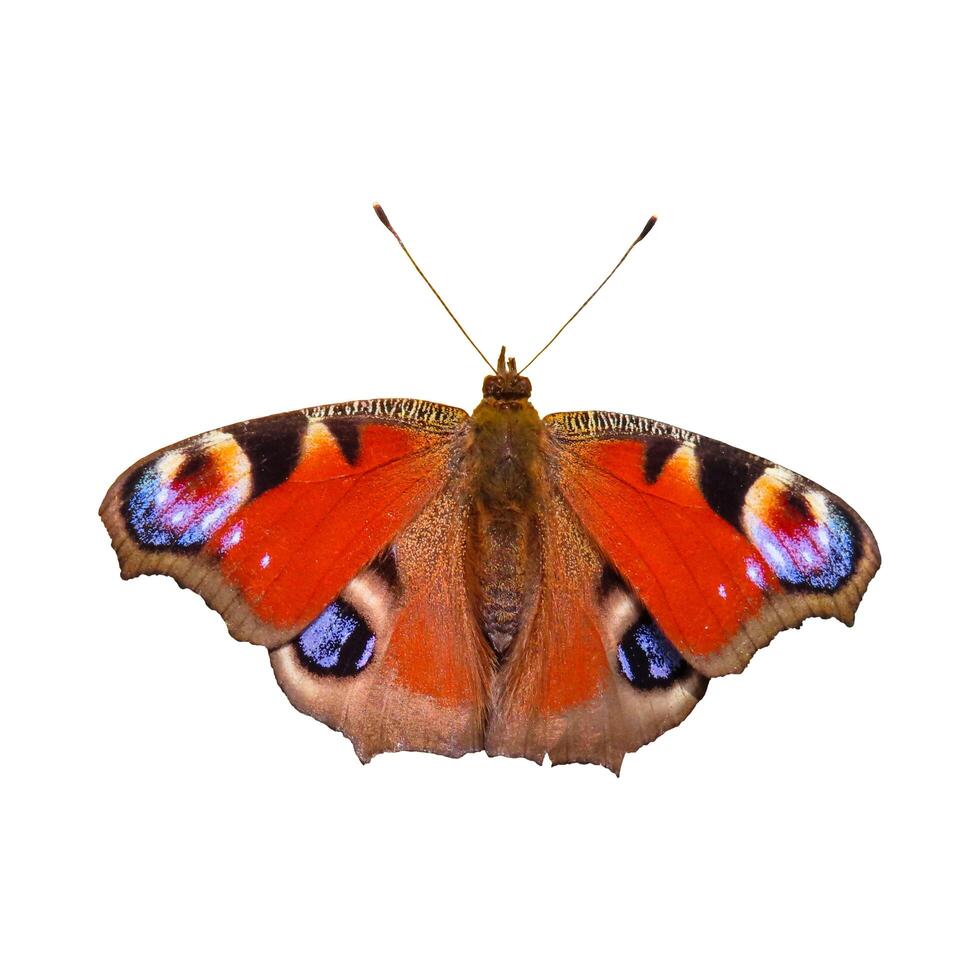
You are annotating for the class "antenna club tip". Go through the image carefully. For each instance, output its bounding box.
[636,215,658,242]
[373,202,402,241]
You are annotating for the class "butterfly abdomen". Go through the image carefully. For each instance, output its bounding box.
[467,395,545,657]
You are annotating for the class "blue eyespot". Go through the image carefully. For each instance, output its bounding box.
[296,599,376,677]
[617,614,687,689]
[126,463,244,548]
[123,437,250,550]
[746,501,856,591]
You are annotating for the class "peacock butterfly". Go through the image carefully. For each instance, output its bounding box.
[100,205,879,772]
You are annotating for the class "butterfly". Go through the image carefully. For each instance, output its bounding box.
[100,205,879,773]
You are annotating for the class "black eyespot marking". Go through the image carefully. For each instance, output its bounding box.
[231,416,305,498]
[783,488,812,519]
[697,440,768,529]
[296,598,376,677]
[617,613,690,689]
[643,436,679,484]
[174,451,207,482]
[370,546,400,591]
[325,419,362,467]
[598,563,629,598]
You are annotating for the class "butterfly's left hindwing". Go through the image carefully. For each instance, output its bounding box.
[543,411,880,678]
[270,475,494,761]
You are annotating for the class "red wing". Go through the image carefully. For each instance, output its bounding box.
[544,411,880,676]
[102,398,496,761]
[101,399,467,648]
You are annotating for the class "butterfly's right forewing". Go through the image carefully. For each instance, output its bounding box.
[544,410,880,677]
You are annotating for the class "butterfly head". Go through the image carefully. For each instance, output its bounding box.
[483,346,532,401]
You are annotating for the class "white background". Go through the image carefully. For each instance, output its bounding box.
[2,3,977,978]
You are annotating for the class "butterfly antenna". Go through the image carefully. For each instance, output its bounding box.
[373,203,500,375]
[519,214,658,374]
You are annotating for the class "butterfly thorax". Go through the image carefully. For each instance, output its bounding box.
[468,379,543,658]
